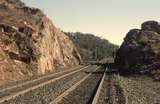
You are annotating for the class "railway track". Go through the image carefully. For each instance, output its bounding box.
[52,66,106,104]
[0,65,82,90]
[96,72,126,104]
[114,74,126,104]
[0,66,83,93]
[91,68,106,104]
[0,66,126,104]
[0,65,90,103]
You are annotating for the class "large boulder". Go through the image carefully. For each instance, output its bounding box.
[142,21,160,34]
[115,21,160,79]
[0,0,82,84]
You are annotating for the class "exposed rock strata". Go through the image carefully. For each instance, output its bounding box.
[0,0,81,83]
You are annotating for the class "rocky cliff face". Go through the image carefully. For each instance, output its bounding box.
[0,0,81,83]
[115,21,160,80]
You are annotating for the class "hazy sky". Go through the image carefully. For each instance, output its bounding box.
[23,0,160,45]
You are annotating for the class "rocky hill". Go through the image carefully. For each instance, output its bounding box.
[115,21,160,80]
[65,32,118,61]
[0,0,81,83]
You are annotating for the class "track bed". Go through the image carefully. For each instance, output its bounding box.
[57,73,103,104]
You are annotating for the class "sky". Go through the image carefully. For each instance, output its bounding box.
[23,0,160,45]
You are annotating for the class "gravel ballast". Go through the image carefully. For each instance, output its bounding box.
[1,66,97,104]
[57,72,103,104]
[119,75,160,104]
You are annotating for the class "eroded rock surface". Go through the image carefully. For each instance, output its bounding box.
[0,0,81,83]
[115,21,160,80]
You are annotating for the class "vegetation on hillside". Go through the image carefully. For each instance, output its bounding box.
[65,32,119,61]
